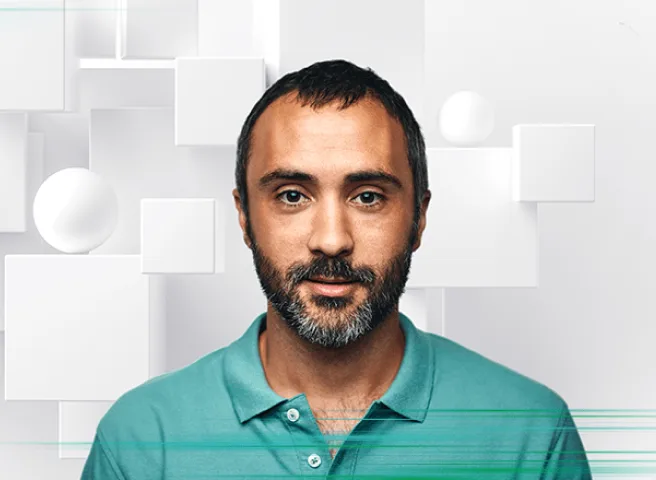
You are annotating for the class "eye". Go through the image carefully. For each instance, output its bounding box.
[276,190,386,209]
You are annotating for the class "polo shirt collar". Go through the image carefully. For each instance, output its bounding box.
[223,311,436,424]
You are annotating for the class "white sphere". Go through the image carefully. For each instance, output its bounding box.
[33,168,118,253]
[438,91,495,147]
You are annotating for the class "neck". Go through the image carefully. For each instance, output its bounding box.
[258,306,406,405]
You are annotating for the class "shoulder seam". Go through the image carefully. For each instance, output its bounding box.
[97,428,129,480]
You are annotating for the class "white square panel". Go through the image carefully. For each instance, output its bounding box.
[512,124,595,202]
[121,0,197,59]
[174,57,265,146]
[141,198,215,274]
[0,0,64,110]
[406,148,538,288]
[0,113,28,233]
[4,255,166,400]
[58,401,113,459]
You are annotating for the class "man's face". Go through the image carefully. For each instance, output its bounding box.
[233,93,429,350]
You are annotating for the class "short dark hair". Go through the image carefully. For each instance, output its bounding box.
[235,59,428,232]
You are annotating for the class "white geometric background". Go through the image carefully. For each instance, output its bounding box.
[0,1,654,479]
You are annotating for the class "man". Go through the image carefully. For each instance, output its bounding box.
[81,59,592,479]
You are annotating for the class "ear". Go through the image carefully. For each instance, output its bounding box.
[233,188,253,249]
[412,190,431,252]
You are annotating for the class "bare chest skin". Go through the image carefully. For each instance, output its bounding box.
[310,399,377,460]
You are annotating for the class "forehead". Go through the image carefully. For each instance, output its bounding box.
[248,92,409,182]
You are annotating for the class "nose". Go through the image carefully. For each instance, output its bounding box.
[306,197,355,258]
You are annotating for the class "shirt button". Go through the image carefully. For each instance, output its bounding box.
[286,408,300,422]
[307,453,322,468]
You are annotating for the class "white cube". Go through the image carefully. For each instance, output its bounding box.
[4,255,166,401]
[141,198,216,274]
[174,57,266,146]
[407,148,538,288]
[0,0,64,110]
[512,124,595,202]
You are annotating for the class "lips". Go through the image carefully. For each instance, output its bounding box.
[306,279,358,296]
[309,277,355,284]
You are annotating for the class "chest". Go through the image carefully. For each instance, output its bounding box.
[310,401,374,459]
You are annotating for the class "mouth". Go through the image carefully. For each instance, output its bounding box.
[309,277,356,284]
[306,279,359,296]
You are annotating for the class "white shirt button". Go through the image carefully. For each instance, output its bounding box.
[286,408,300,422]
[307,453,322,468]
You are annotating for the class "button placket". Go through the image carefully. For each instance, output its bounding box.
[284,400,329,473]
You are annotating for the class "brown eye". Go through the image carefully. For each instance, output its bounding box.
[276,190,386,209]
[278,190,305,205]
[356,192,382,206]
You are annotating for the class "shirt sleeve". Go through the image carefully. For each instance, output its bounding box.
[80,431,126,480]
[541,404,593,479]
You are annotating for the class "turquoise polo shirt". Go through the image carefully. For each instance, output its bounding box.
[81,312,592,479]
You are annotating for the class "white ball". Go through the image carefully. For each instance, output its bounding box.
[33,168,118,253]
[438,91,495,147]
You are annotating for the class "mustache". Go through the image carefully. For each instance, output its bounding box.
[290,260,376,285]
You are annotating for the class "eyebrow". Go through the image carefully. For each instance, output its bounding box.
[257,168,404,191]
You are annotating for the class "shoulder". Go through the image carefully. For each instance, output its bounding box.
[87,349,230,478]
[424,331,567,411]
[97,348,226,438]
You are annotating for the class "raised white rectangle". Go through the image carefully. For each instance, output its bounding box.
[512,124,595,202]
[4,255,166,400]
[174,57,266,146]
[406,148,538,288]
[0,0,64,110]
[198,0,254,57]
[58,401,113,459]
[0,114,28,233]
[121,0,198,59]
[141,198,215,274]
